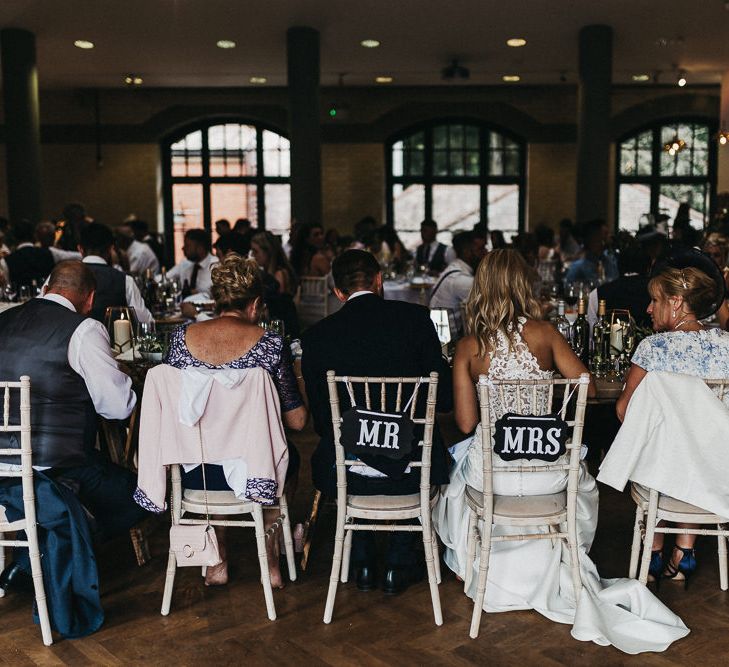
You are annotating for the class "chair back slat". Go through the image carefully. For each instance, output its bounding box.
[3,385,9,429]
[395,381,403,412]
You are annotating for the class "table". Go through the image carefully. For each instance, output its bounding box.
[383,279,434,305]
[593,377,623,403]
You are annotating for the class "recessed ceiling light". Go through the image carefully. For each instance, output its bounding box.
[250,76,267,84]
[632,74,650,82]
[502,75,521,82]
[360,39,380,48]
[506,38,527,47]
[124,75,143,85]
[216,40,236,49]
[74,40,94,50]
[375,76,393,83]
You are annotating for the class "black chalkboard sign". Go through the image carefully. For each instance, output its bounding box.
[340,407,416,461]
[493,413,568,463]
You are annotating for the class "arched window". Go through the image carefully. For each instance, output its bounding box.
[386,120,525,249]
[162,120,290,264]
[616,119,716,233]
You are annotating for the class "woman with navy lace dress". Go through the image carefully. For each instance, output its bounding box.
[164,253,307,587]
[617,261,729,586]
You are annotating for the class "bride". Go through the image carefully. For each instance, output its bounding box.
[433,249,689,654]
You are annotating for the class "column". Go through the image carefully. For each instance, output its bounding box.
[287,27,322,226]
[718,71,729,196]
[576,25,613,224]
[1,28,42,224]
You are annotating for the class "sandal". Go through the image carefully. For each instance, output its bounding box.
[663,545,696,590]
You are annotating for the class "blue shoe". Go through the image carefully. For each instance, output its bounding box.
[648,550,663,583]
[664,545,696,590]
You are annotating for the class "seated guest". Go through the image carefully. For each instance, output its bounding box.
[368,226,410,274]
[115,224,159,277]
[78,222,153,324]
[0,220,55,289]
[616,261,729,584]
[564,219,618,285]
[215,218,231,238]
[429,230,485,332]
[301,250,453,594]
[290,222,331,277]
[161,254,307,587]
[415,219,448,274]
[703,232,729,292]
[558,218,581,261]
[0,261,149,588]
[129,219,165,268]
[56,202,91,251]
[587,240,652,329]
[35,221,82,262]
[251,231,297,296]
[167,228,219,299]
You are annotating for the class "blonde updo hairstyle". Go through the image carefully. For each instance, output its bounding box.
[465,248,543,358]
[210,253,264,314]
[648,266,718,318]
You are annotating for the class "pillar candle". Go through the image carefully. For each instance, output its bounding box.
[610,322,623,353]
[114,318,132,352]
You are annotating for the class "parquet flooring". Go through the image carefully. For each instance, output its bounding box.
[2,417,729,666]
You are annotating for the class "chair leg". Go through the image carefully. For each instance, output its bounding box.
[718,527,728,591]
[253,505,277,621]
[340,530,353,583]
[464,509,477,592]
[431,524,441,585]
[469,519,492,639]
[628,505,644,579]
[0,539,4,598]
[26,531,53,645]
[279,497,297,582]
[323,507,347,624]
[421,512,443,626]
[161,550,178,616]
[638,493,659,585]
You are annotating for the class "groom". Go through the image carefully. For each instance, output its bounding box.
[301,249,452,594]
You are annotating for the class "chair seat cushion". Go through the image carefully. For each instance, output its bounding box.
[465,484,567,519]
[182,488,250,507]
[347,486,437,511]
[631,483,725,518]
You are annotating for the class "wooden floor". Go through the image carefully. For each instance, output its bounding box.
[3,420,729,666]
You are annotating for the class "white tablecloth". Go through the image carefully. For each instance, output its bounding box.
[383,280,432,306]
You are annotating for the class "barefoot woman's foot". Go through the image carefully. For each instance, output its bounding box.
[204,560,229,586]
[266,534,285,589]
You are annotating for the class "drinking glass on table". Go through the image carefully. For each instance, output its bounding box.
[18,285,32,303]
[268,319,285,336]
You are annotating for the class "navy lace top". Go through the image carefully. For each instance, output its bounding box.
[164,324,303,412]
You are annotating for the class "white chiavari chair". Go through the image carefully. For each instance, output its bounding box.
[323,371,442,625]
[0,376,53,645]
[465,373,590,639]
[629,378,729,590]
[296,276,329,328]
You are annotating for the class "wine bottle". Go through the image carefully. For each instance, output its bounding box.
[591,299,609,376]
[554,300,571,343]
[571,298,590,366]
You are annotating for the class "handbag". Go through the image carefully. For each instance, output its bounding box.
[169,424,222,567]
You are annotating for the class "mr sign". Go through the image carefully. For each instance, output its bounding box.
[340,408,415,461]
[493,413,568,462]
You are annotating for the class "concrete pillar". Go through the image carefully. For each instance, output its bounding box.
[576,25,613,224]
[286,26,322,226]
[1,28,42,224]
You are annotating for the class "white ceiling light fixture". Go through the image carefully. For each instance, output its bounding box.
[375,76,393,83]
[124,74,143,85]
[632,74,650,82]
[250,76,267,84]
[360,39,380,48]
[506,37,527,47]
[502,74,521,82]
[216,40,236,49]
[74,40,94,49]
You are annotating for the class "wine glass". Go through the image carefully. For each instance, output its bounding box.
[268,319,285,336]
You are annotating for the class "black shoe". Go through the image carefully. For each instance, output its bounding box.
[355,566,377,592]
[382,565,424,596]
[0,562,32,594]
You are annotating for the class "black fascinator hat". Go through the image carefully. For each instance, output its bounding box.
[651,246,727,319]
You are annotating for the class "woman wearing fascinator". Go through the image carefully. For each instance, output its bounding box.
[616,247,729,585]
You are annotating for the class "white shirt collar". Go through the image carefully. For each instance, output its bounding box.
[82,255,108,265]
[41,292,76,312]
[347,290,375,301]
[16,242,35,250]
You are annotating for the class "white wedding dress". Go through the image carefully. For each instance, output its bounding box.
[433,319,689,654]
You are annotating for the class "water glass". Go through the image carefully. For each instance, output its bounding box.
[268,319,285,336]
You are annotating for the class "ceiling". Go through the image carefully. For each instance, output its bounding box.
[0,0,728,89]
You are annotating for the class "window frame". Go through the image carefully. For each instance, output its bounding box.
[161,117,290,259]
[385,117,526,237]
[615,116,718,232]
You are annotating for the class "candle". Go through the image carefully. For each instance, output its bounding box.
[610,322,623,353]
[114,318,132,352]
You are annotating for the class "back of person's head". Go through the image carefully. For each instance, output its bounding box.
[210,253,263,314]
[617,241,651,276]
[80,222,114,256]
[465,248,542,357]
[490,230,506,249]
[354,216,377,242]
[115,224,135,250]
[649,266,719,318]
[46,260,96,300]
[332,249,380,296]
[421,219,438,231]
[233,218,252,233]
[215,218,231,234]
[129,219,149,239]
[13,220,35,244]
[214,230,250,258]
[35,221,56,247]
[452,230,475,260]
[185,228,212,253]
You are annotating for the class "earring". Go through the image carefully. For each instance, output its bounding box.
[671,309,676,319]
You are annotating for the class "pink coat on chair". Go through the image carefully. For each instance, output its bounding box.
[134,364,289,512]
